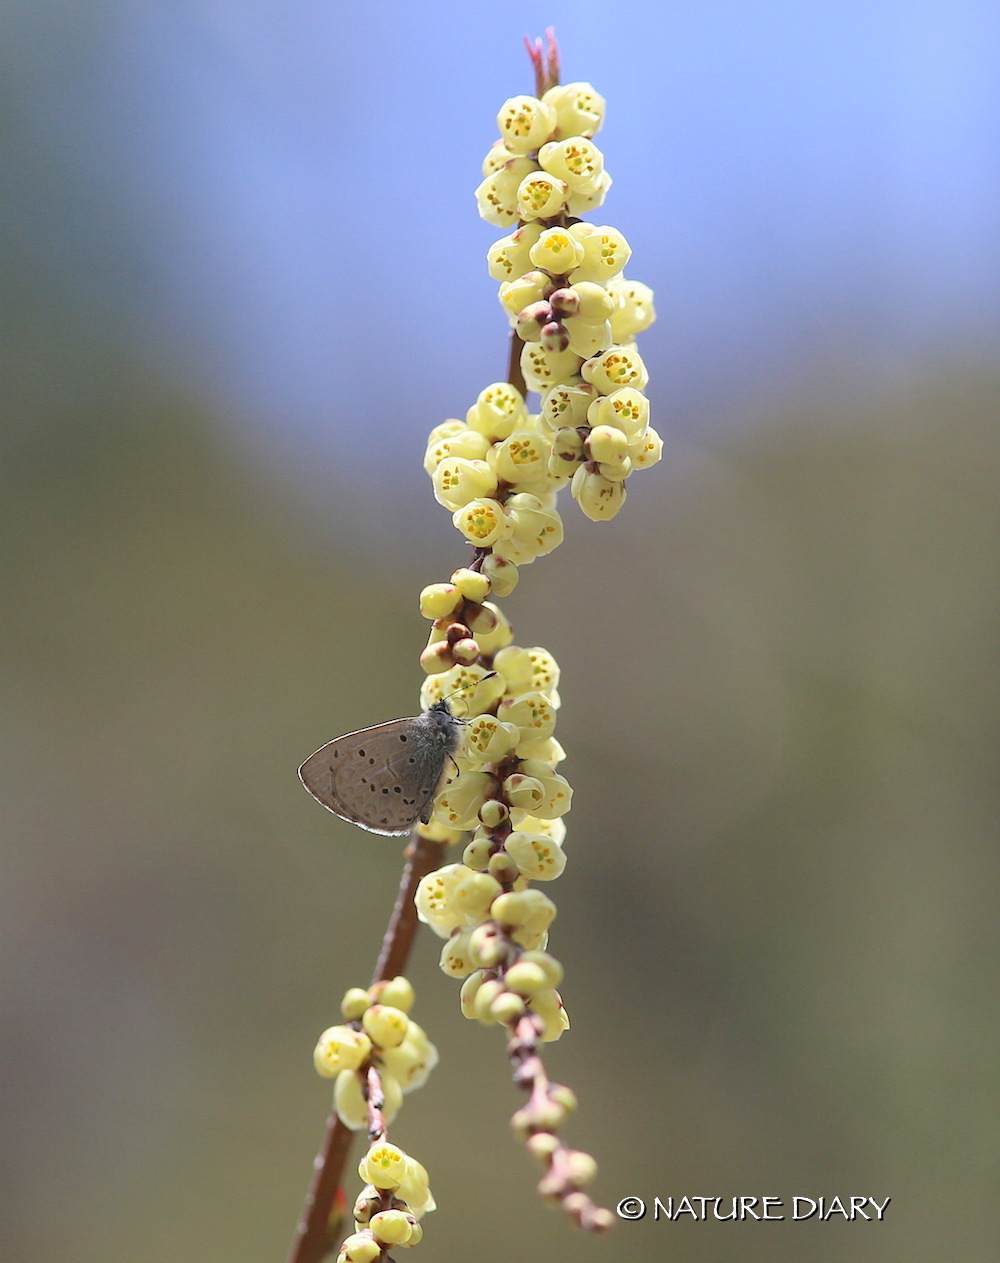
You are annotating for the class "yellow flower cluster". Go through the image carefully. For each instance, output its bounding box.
[414,77,660,1035]
[317,978,437,1257]
[467,80,660,523]
[337,1140,435,1260]
[314,975,438,1131]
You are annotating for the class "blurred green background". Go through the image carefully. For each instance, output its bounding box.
[4,3,1000,1262]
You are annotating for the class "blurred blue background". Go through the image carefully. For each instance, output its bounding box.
[3,2,999,1261]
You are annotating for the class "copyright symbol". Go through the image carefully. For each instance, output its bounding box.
[616,1197,646,1220]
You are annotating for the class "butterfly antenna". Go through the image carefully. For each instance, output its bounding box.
[441,671,499,720]
[441,671,497,706]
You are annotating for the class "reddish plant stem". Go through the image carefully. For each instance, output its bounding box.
[372,833,447,984]
[525,28,560,97]
[506,329,527,399]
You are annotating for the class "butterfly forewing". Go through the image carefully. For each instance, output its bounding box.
[298,706,461,836]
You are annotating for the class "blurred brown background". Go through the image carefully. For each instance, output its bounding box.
[4,3,1000,1262]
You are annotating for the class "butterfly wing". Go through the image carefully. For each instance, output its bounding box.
[299,715,450,836]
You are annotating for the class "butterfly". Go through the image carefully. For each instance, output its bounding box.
[298,701,463,835]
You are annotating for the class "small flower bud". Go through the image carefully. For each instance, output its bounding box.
[491,888,557,933]
[519,949,564,987]
[564,1149,599,1188]
[498,270,551,320]
[527,1132,560,1162]
[540,320,570,352]
[586,424,629,466]
[314,1026,372,1078]
[451,566,491,603]
[352,1189,380,1225]
[548,286,579,316]
[443,621,472,645]
[478,798,510,829]
[504,959,550,997]
[460,969,486,1018]
[341,987,371,1021]
[418,582,461,621]
[463,835,494,871]
[550,1083,579,1114]
[451,637,481,666]
[452,869,503,923]
[369,1210,413,1247]
[547,426,585,467]
[472,978,507,1024]
[362,1004,409,1050]
[515,299,555,342]
[490,990,527,1024]
[487,850,520,885]
[419,640,454,675]
[480,552,519,596]
[371,976,414,1014]
[338,1232,381,1263]
[469,922,508,969]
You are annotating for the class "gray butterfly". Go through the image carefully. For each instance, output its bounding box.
[298,701,463,835]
